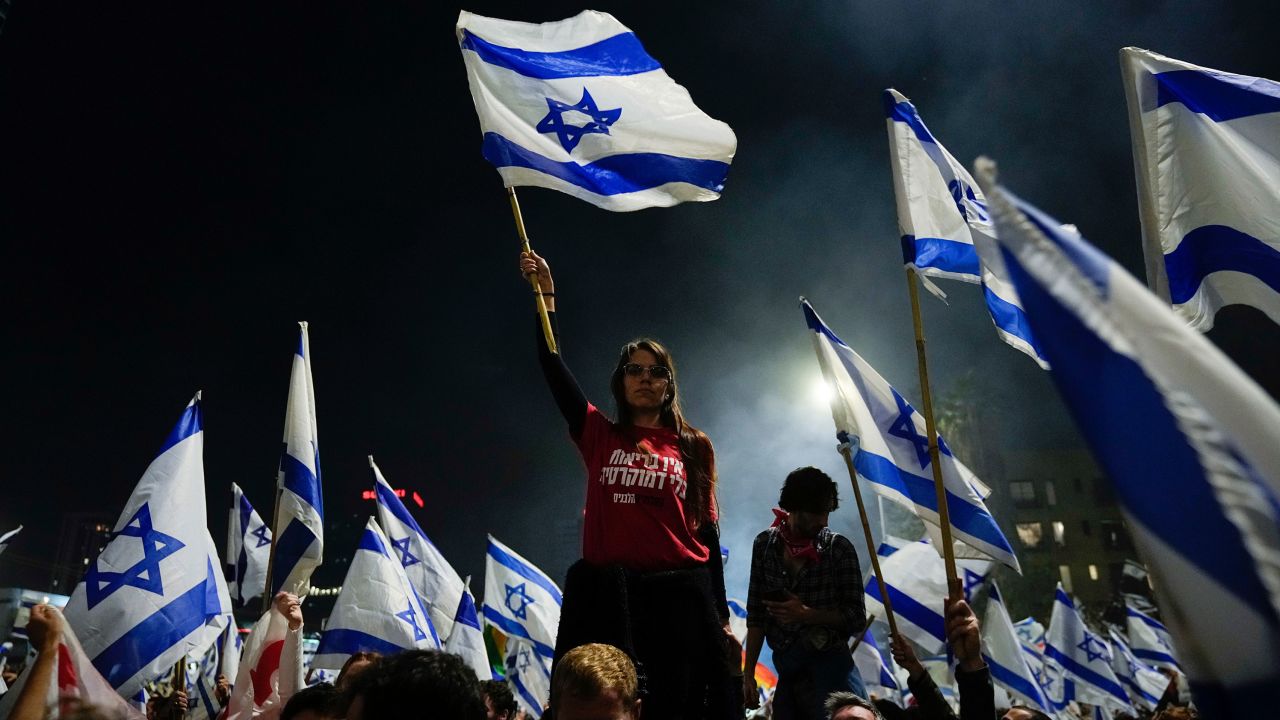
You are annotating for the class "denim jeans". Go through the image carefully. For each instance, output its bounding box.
[771,641,867,720]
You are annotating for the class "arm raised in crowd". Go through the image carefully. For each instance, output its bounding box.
[9,605,62,720]
[521,250,589,440]
[946,598,995,720]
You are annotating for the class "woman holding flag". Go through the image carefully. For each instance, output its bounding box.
[520,250,742,719]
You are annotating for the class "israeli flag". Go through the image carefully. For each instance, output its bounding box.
[457,10,736,212]
[483,535,561,663]
[976,157,1280,715]
[884,88,1047,368]
[1043,585,1133,713]
[863,539,978,654]
[313,518,439,670]
[803,298,1020,571]
[61,394,233,700]
[0,525,20,559]
[227,483,271,607]
[371,455,466,642]
[445,582,493,680]
[1125,605,1181,672]
[270,322,323,597]
[1108,629,1169,710]
[1121,47,1280,332]
[982,582,1052,714]
[505,638,551,718]
[852,628,900,702]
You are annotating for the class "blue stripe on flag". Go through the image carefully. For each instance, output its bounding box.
[511,669,545,718]
[460,29,661,80]
[865,575,945,642]
[92,578,214,688]
[487,541,563,605]
[1005,223,1279,620]
[156,401,202,457]
[1044,644,1128,702]
[481,132,730,197]
[1133,648,1179,666]
[281,454,323,516]
[358,528,388,556]
[270,518,319,596]
[1122,674,1163,706]
[375,479,436,547]
[482,605,556,659]
[1163,224,1280,304]
[455,591,482,631]
[1152,69,1280,122]
[883,96,937,145]
[902,235,981,277]
[983,283,1045,358]
[987,656,1048,709]
[316,628,408,657]
[854,450,1015,555]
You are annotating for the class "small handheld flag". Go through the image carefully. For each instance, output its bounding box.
[482,535,561,664]
[228,483,271,607]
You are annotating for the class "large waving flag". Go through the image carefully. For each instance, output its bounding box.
[270,322,323,597]
[1109,629,1169,711]
[446,583,492,680]
[224,603,304,720]
[483,535,561,664]
[803,298,1020,571]
[60,394,232,700]
[884,88,1047,368]
[862,538,989,654]
[977,158,1280,716]
[312,518,440,670]
[457,10,736,212]
[370,455,466,641]
[1125,605,1181,673]
[1044,585,1132,713]
[227,482,271,607]
[1121,47,1280,331]
[982,582,1052,714]
[0,525,20,559]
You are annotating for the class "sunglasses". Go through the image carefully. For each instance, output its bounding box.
[621,363,671,380]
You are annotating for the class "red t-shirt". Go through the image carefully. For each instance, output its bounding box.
[574,403,714,571]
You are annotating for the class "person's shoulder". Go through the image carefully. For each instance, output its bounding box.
[753,527,778,546]
[822,529,856,552]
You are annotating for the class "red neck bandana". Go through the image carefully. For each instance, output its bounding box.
[771,508,820,564]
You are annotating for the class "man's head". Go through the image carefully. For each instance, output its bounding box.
[1001,707,1053,720]
[551,644,641,720]
[480,679,518,720]
[825,692,884,720]
[779,466,839,538]
[335,651,380,691]
[345,650,485,720]
[281,684,340,720]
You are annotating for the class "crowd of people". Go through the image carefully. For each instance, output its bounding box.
[0,251,1202,719]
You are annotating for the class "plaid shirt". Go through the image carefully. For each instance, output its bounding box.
[746,526,865,652]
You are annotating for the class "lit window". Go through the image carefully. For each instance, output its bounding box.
[1059,565,1073,593]
[1010,481,1037,507]
[1052,521,1066,547]
[1089,564,1099,581]
[1045,481,1057,506]
[82,557,89,566]
[1016,522,1044,549]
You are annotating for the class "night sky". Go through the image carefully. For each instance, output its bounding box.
[3,2,1278,618]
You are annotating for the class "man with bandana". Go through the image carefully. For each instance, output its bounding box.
[744,467,867,720]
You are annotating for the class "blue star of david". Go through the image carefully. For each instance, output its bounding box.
[535,87,621,153]
[505,582,534,620]
[391,536,420,568]
[84,503,186,609]
[250,523,271,549]
[886,390,931,469]
[962,568,986,601]
[396,602,428,642]
[1077,632,1108,663]
[517,647,533,672]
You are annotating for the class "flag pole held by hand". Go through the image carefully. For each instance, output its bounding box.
[837,438,900,638]
[507,187,558,354]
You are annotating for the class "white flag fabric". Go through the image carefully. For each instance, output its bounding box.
[483,535,561,664]
[863,540,953,654]
[270,322,324,597]
[976,158,1280,716]
[884,88,1047,367]
[0,525,20,559]
[981,582,1053,714]
[224,605,304,720]
[312,518,440,670]
[1044,585,1132,713]
[1125,604,1181,673]
[457,10,736,212]
[228,483,271,607]
[60,394,233,700]
[190,624,238,720]
[803,298,1020,571]
[1121,47,1280,331]
[445,583,491,680]
[1108,629,1169,710]
[505,638,552,719]
[370,455,465,642]
[852,627,900,704]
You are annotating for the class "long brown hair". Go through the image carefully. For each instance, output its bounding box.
[610,338,717,528]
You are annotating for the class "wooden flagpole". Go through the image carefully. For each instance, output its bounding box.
[507,187,558,354]
[905,267,963,601]
[848,613,877,653]
[838,443,899,638]
[262,484,283,613]
[171,657,187,716]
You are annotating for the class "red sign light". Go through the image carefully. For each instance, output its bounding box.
[361,488,408,500]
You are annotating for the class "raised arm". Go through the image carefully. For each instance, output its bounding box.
[520,250,589,439]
